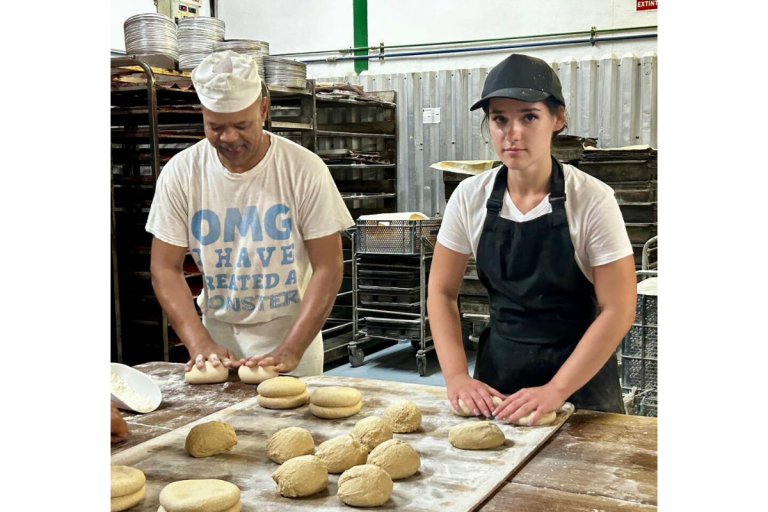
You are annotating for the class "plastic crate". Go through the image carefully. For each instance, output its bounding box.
[356,219,442,255]
[364,317,431,340]
[358,287,421,307]
[358,269,422,289]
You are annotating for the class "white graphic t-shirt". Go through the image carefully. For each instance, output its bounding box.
[146,131,355,325]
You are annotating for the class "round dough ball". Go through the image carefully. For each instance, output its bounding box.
[382,400,421,433]
[185,421,238,458]
[257,376,306,397]
[159,479,240,512]
[257,391,309,410]
[159,504,241,512]
[367,439,421,480]
[309,400,362,419]
[314,435,368,474]
[350,416,393,452]
[337,464,393,507]
[449,421,506,450]
[513,410,557,426]
[185,361,228,384]
[310,386,362,408]
[267,427,315,464]
[111,486,145,511]
[271,455,328,498]
[111,465,146,498]
[238,365,278,384]
[452,397,503,417]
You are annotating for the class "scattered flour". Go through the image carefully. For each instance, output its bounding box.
[111,373,155,413]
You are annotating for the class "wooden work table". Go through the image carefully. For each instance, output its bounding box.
[112,362,657,511]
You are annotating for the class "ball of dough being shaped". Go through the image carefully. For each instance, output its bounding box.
[257,391,309,410]
[452,397,503,417]
[257,376,306,397]
[238,364,278,384]
[449,421,506,450]
[314,435,368,474]
[367,439,421,479]
[111,465,146,498]
[185,361,228,384]
[513,410,557,426]
[159,479,240,512]
[350,416,393,452]
[337,464,393,507]
[271,455,329,498]
[111,486,145,512]
[309,400,362,419]
[158,504,241,512]
[267,427,315,464]
[382,400,421,433]
[185,421,238,458]
[310,386,362,408]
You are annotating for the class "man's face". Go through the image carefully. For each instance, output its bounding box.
[202,97,268,169]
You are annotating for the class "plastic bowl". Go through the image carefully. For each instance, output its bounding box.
[110,363,162,413]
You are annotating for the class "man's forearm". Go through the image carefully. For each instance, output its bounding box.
[151,267,212,350]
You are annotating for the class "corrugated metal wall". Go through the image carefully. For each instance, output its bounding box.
[318,52,657,215]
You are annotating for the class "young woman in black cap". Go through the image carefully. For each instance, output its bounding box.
[428,53,636,424]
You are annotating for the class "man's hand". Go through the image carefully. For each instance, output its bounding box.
[446,373,506,418]
[185,341,242,372]
[492,383,566,425]
[111,403,128,444]
[245,344,303,374]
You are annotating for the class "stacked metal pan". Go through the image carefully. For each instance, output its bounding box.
[177,17,226,70]
[124,13,179,61]
[213,40,269,81]
[263,56,307,89]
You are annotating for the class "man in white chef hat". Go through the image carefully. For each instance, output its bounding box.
[147,51,354,377]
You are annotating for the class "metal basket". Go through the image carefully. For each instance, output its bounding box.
[355,219,442,255]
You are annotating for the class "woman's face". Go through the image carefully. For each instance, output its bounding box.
[487,97,564,171]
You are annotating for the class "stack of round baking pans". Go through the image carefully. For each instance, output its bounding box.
[124,13,179,61]
[177,17,226,70]
[263,55,307,89]
[213,40,269,80]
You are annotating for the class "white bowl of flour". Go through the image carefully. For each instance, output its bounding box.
[110,363,162,413]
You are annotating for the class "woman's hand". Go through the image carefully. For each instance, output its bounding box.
[446,374,506,417]
[493,383,565,425]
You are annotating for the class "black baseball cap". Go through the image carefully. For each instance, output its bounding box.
[470,54,565,111]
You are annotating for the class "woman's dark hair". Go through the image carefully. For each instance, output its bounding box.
[480,96,568,141]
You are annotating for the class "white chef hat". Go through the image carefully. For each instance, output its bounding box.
[191,50,263,113]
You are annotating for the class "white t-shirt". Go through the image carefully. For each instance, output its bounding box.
[437,164,633,283]
[146,131,355,325]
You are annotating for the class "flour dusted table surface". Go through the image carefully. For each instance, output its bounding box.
[112,363,657,511]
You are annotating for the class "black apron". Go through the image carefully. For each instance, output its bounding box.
[473,157,625,413]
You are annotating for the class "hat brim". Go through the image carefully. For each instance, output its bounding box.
[470,88,552,111]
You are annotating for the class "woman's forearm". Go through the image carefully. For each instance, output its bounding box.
[428,293,469,381]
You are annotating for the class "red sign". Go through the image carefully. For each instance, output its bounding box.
[637,0,658,10]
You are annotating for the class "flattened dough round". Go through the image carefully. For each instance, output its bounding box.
[271,455,328,498]
[267,427,315,464]
[238,365,278,384]
[382,400,421,433]
[257,376,306,397]
[309,400,362,419]
[257,390,309,410]
[185,361,228,384]
[310,386,362,408]
[338,464,393,507]
[350,416,392,452]
[449,421,506,450]
[185,421,237,458]
[314,435,368,474]
[514,410,557,426]
[451,397,503,417]
[158,504,241,512]
[111,486,145,511]
[367,439,420,479]
[159,479,240,512]
[111,465,146,498]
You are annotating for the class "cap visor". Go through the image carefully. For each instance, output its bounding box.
[470,88,551,111]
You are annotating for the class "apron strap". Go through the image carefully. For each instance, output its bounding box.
[485,165,508,217]
[548,157,568,228]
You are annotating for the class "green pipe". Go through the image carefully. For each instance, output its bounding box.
[353,0,368,74]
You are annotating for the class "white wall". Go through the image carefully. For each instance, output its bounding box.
[111,0,211,53]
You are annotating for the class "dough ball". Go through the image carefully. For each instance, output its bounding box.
[271,455,328,498]
[310,386,362,408]
[449,421,506,450]
[513,410,557,426]
[110,486,145,511]
[159,479,240,512]
[185,361,228,384]
[382,400,421,433]
[257,391,309,410]
[159,504,241,512]
[350,416,393,452]
[314,435,368,474]
[238,365,278,384]
[111,465,146,498]
[185,421,238,458]
[257,376,306,397]
[337,464,393,507]
[367,439,421,480]
[452,397,503,417]
[267,427,315,464]
[309,400,362,419]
